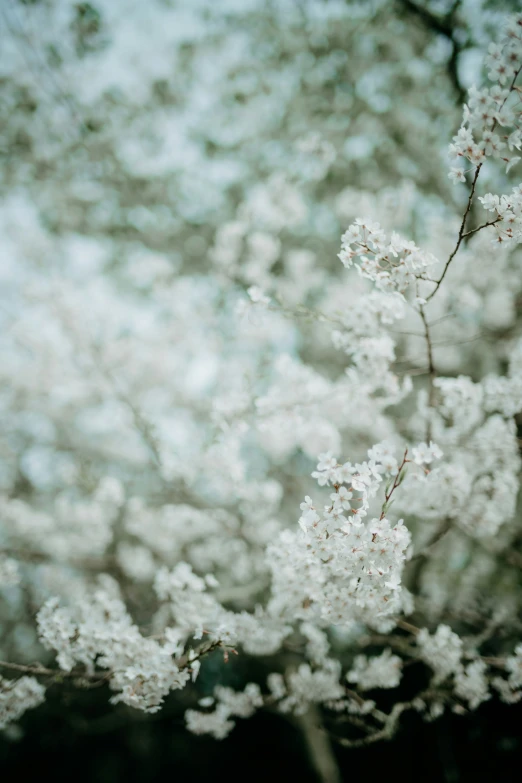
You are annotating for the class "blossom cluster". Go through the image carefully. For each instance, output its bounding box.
[267,445,414,632]
[449,15,522,181]
[0,677,45,731]
[36,585,191,713]
[338,219,438,295]
[479,187,522,245]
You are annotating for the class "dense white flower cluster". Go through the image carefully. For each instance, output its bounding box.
[490,643,522,704]
[505,644,522,689]
[186,683,263,739]
[1,1,522,758]
[479,187,522,245]
[0,677,45,731]
[347,649,402,691]
[278,660,345,716]
[417,625,464,684]
[37,586,191,712]
[449,15,522,181]
[267,446,412,632]
[338,219,438,295]
[415,626,490,711]
[454,660,490,710]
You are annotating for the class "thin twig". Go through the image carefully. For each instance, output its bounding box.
[461,217,502,239]
[419,305,436,441]
[0,660,104,681]
[427,63,522,302]
[380,449,409,520]
[426,164,482,301]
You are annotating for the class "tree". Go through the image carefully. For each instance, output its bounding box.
[1,2,522,777]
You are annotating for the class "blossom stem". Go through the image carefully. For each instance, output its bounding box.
[380,449,408,520]
[461,216,502,238]
[428,63,522,302]
[426,163,482,302]
[419,305,436,441]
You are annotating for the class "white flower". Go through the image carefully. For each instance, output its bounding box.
[418,625,462,683]
[347,649,402,690]
[448,167,466,184]
[0,676,46,730]
[506,156,521,173]
[479,193,500,212]
[412,441,443,466]
[454,661,490,709]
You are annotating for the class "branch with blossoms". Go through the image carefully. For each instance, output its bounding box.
[185,607,522,746]
[0,637,229,689]
[442,19,522,279]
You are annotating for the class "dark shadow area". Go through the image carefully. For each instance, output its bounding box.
[1,688,522,783]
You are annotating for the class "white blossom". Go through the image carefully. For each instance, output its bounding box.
[417,625,463,684]
[454,660,490,710]
[347,649,402,691]
[0,677,45,730]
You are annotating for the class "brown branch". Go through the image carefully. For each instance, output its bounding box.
[396,619,421,636]
[177,639,225,670]
[332,686,453,748]
[419,305,436,441]
[461,217,502,239]
[0,638,225,688]
[357,633,417,657]
[426,164,482,302]
[299,706,342,783]
[332,700,412,748]
[380,449,409,520]
[0,660,105,682]
[427,63,522,302]
[396,0,466,103]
